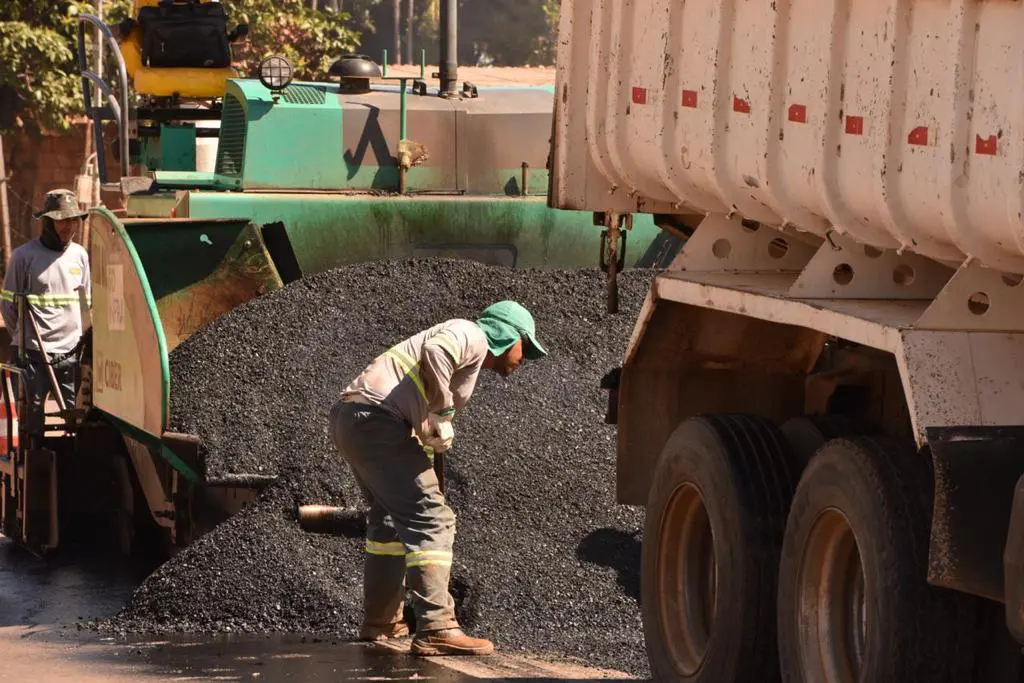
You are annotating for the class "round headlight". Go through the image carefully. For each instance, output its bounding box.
[258,55,294,92]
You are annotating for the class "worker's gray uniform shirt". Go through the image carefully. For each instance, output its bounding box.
[1,239,90,355]
[342,318,489,437]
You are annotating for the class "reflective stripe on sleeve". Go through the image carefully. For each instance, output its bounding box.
[433,332,463,365]
[366,540,407,556]
[406,549,453,568]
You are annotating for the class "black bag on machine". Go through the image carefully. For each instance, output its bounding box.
[138,0,231,69]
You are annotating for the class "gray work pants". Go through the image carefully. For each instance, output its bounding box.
[330,400,459,634]
[19,350,77,437]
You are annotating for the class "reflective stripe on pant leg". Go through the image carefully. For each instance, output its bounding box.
[406,549,453,568]
[367,540,406,556]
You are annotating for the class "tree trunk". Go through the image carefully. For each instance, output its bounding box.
[393,0,402,64]
[406,0,414,65]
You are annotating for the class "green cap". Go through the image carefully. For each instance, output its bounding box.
[33,189,87,221]
[477,300,548,361]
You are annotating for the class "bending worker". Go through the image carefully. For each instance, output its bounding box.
[0,189,90,438]
[331,300,547,656]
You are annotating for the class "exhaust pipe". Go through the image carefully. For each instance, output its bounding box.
[438,0,458,98]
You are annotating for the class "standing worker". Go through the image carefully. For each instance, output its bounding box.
[331,300,547,656]
[0,189,90,438]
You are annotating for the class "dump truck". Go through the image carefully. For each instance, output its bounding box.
[551,1,1024,681]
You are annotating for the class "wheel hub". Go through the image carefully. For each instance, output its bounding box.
[657,483,717,676]
[797,509,867,683]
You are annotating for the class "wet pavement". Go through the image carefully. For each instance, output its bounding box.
[0,537,638,682]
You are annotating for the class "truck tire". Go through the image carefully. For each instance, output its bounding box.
[777,436,971,683]
[779,414,872,470]
[642,414,798,682]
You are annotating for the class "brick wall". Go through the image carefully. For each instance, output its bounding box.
[2,123,120,249]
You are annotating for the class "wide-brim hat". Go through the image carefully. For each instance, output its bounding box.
[33,189,88,221]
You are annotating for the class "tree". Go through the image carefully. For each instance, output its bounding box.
[528,0,559,66]
[0,1,133,132]
[458,0,552,67]
[222,0,371,79]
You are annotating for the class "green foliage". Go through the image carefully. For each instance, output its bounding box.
[0,0,377,133]
[527,0,559,66]
[459,0,555,67]
[221,0,363,80]
[0,21,79,132]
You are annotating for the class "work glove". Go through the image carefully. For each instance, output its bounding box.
[424,412,454,454]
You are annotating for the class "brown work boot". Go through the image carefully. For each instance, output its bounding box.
[359,621,410,641]
[411,628,495,656]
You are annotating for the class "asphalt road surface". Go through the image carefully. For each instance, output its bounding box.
[0,536,638,682]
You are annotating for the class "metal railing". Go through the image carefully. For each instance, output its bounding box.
[76,14,131,183]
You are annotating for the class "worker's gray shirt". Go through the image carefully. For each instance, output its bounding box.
[342,319,489,440]
[1,239,90,355]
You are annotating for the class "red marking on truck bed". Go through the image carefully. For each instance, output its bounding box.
[788,104,807,123]
[976,134,998,156]
[682,90,698,108]
[733,96,750,114]
[845,116,864,136]
[631,87,648,105]
[908,126,929,146]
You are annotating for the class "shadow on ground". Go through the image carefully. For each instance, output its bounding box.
[576,528,641,602]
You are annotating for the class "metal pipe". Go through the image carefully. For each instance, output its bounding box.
[297,504,366,536]
[77,15,130,180]
[94,0,104,108]
[602,214,622,314]
[204,473,279,488]
[399,78,409,194]
[438,0,458,97]
[0,135,11,269]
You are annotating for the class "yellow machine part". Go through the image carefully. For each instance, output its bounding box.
[121,0,238,99]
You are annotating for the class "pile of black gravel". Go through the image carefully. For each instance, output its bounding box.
[99,260,654,676]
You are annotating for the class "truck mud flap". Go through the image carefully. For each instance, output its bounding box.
[926,426,1024,604]
[1006,473,1024,643]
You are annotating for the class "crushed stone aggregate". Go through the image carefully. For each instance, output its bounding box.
[98,260,654,676]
